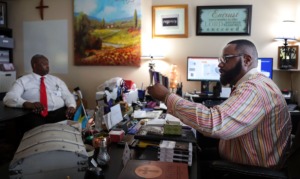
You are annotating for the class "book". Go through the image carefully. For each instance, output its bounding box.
[134,125,197,143]
[118,160,189,179]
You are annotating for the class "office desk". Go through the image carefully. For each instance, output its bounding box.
[0,101,31,167]
[100,142,198,179]
[0,101,30,122]
[290,111,300,134]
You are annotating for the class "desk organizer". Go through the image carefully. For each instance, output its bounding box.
[9,123,88,179]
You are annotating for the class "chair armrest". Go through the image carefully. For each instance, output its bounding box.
[210,160,287,179]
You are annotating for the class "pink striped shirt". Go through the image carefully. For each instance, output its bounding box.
[165,70,292,169]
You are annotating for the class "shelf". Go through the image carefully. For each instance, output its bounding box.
[273,69,300,72]
[0,28,13,63]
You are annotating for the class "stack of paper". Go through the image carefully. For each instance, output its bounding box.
[133,110,162,119]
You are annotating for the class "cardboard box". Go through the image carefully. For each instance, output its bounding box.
[109,130,125,143]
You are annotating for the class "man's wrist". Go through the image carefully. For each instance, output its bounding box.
[164,92,172,104]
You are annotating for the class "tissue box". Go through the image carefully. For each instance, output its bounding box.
[109,130,125,143]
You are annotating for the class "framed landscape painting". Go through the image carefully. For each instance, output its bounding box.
[73,0,141,66]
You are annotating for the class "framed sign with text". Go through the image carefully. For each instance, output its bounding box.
[196,5,252,36]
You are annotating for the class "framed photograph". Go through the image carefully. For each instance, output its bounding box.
[196,5,252,36]
[152,4,188,38]
[0,2,7,28]
[278,45,298,69]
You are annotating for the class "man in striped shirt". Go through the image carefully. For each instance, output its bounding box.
[147,39,292,169]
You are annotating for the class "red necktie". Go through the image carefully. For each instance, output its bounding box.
[40,76,48,117]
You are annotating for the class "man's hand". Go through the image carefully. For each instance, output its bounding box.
[147,83,170,102]
[66,107,76,119]
[23,101,45,114]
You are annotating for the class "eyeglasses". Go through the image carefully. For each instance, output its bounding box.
[218,54,244,64]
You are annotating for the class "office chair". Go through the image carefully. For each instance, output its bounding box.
[208,121,300,179]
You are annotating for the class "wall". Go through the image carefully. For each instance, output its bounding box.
[4,0,300,107]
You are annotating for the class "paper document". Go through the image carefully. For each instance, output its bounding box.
[165,114,188,127]
[146,118,166,125]
[103,104,123,130]
[159,103,167,110]
[133,110,163,119]
[146,114,189,127]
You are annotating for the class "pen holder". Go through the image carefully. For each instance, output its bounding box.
[138,89,146,102]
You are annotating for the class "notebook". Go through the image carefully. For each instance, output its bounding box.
[134,125,196,143]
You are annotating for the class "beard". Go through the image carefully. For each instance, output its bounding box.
[220,59,242,86]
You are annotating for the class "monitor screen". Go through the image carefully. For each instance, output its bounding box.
[187,56,220,81]
[257,58,273,79]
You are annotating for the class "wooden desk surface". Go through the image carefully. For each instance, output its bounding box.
[0,101,30,122]
[101,142,198,179]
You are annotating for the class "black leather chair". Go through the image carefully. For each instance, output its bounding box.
[208,121,300,179]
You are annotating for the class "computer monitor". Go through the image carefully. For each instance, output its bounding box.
[257,58,273,79]
[187,56,220,81]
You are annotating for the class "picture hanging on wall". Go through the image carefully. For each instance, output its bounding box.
[196,5,252,36]
[152,4,188,38]
[73,0,141,66]
[278,45,298,69]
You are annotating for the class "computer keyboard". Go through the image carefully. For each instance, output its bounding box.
[203,100,224,107]
[288,104,297,111]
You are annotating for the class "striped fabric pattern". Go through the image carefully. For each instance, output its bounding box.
[166,73,292,169]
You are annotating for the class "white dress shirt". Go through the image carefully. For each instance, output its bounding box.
[3,73,76,111]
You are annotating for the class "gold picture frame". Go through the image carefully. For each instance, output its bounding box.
[152,4,188,38]
[278,45,298,69]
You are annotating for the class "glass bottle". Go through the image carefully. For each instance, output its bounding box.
[97,138,110,166]
[94,106,103,132]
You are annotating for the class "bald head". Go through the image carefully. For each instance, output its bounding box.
[227,39,258,68]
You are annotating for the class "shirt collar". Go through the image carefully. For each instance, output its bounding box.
[235,68,258,87]
[32,73,48,79]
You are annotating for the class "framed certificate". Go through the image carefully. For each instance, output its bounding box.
[196,5,252,36]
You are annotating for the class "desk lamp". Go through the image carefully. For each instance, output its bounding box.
[275,20,297,69]
[169,64,178,92]
[141,55,164,85]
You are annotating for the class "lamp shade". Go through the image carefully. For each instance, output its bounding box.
[140,55,165,60]
[275,20,297,41]
[169,64,178,89]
